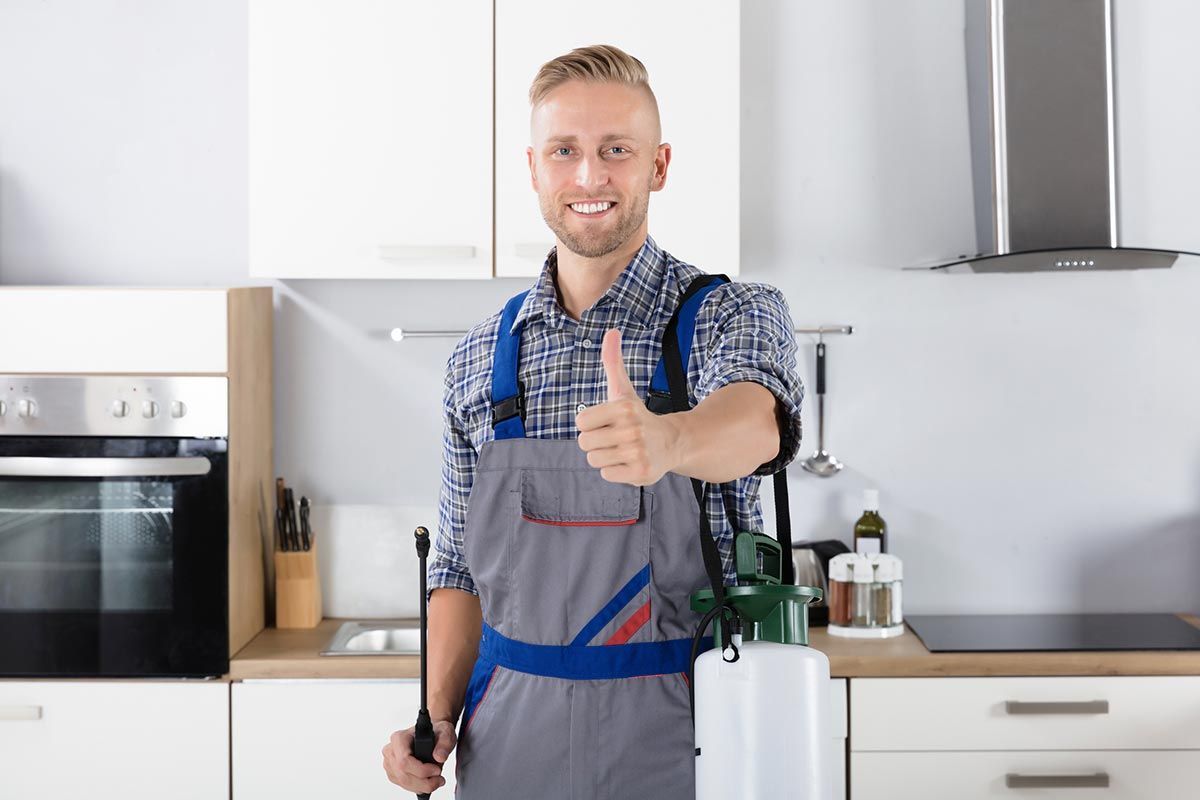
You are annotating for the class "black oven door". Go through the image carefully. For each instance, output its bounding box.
[0,437,228,677]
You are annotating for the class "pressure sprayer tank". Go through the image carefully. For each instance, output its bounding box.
[692,534,832,800]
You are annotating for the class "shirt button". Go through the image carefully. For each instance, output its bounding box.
[576,403,587,414]
[581,338,593,349]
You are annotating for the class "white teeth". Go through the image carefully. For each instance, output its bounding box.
[571,201,612,215]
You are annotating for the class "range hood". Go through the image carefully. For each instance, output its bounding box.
[917,0,1200,273]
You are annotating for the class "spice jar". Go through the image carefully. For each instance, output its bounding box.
[826,553,905,639]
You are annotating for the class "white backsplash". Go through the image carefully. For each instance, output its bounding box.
[313,504,438,619]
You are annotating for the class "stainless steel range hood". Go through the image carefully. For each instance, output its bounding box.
[917,0,1200,273]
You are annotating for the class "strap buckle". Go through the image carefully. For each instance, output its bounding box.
[491,384,526,427]
[644,390,675,415]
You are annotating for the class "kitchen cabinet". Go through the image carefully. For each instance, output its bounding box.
[249,0,738,280]
[0,288,228,373]
[829,678,849,800]
[231,677,843,798]
[249,1,493,279]
[851,751,1200,799]
[493,0,740,278]
[848,676,1200,799]
[0,681,229,800]
[231,679,457,798]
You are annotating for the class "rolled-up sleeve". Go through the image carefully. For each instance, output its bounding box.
[427,346,479,598]
[693,282,805,475]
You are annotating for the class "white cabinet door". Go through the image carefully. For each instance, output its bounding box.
[851,676,1200,752]
[494,0,740,278]
[851,751,1200,800]
[249,1,492,279]
[0,289,228,373]
[232,679,457,799]
[0,681,229,800]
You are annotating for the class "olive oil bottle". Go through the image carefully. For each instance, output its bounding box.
[853,489,887,555]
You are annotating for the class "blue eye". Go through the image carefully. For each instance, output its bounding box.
[610,147,626,154]
[556,147,571,156]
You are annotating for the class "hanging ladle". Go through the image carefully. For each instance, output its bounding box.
[802,340,843,477]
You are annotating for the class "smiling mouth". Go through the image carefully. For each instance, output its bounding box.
[568,201,616,217]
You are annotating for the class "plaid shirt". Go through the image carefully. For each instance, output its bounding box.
[429,235,805,596]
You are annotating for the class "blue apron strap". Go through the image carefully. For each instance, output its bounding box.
[491,290,530,440]
[647,273,730,412]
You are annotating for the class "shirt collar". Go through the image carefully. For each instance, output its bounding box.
[510,235,670,333]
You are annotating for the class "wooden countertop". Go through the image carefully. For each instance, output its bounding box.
[228,616,1200,681]
[230,619,422,680]
[808,614,1200,677]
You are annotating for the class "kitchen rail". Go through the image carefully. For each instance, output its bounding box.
[390,324,855,341]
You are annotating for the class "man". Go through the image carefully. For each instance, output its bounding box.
[383,44,803,797]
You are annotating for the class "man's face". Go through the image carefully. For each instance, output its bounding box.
[528,80,670,259]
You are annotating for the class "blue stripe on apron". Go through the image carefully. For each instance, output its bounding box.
[479,624,712,681]
[570,564,652,646]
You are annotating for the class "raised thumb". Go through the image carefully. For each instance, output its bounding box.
[601,328,635,401]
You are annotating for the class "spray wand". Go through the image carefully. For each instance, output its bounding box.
[412,526,437,799]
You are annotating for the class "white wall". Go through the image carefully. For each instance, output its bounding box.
[1,0,1197,615]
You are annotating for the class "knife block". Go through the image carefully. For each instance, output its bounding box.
[274,537,322,629]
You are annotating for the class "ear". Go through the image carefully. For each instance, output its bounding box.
[651,142,672,192]
[527,146,538,191]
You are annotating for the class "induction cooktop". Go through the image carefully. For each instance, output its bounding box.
[906,613,1200,652]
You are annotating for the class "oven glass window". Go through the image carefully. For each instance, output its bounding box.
[0,479,175,612]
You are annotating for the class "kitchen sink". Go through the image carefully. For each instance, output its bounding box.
[320,620,422,656]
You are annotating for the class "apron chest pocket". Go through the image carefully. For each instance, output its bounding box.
[519,470,642,527]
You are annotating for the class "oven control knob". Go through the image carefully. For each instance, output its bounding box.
[0,400,5,417]
[142,400,159,419]
[111,400,130,418]
[17,399,37,419]
[170,400,187,419]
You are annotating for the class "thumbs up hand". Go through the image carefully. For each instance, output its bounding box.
[601,327,637,401]
[576,328,682,486]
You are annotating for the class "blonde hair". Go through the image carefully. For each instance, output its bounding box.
[529,44,658,114]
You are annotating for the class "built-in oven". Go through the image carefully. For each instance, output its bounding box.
[0,375,230,677]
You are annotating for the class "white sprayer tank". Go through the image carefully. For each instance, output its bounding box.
[694,638,832,799]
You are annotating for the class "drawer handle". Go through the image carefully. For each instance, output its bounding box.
[1006,772,1110,789]
[377,245,477,261]
[513,242,554,259]
[1005,700,1109,715]
[0,705,43,721]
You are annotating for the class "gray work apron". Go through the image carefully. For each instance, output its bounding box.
[452,281,730,799]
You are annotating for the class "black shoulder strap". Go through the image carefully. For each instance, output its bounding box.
[657,274,795,588]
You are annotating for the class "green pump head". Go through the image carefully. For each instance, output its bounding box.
[735,532,785,586]
[691,531,822,646]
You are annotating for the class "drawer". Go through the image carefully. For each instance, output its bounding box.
[852,677,1200,751]
[0,681,229,799]
[851,750,1200,800]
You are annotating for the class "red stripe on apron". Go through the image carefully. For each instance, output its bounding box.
[521,515,637,527]
[463,666,499,734]
[604,600,651,645]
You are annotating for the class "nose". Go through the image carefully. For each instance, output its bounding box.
[574,151,610,191]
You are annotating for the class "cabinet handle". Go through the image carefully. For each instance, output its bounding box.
[1006,772,1110,789]
[513,243,554,259]
[1004,700,1109,715]
[377,245,477,261]
[0,705,43,721]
